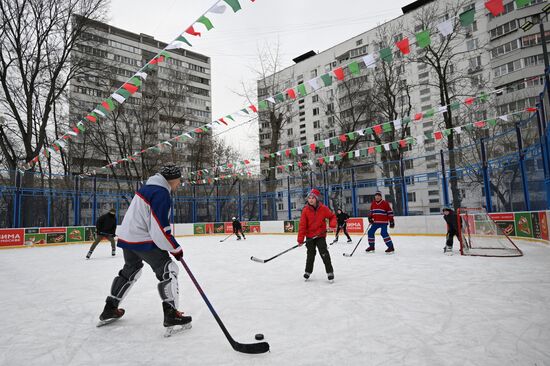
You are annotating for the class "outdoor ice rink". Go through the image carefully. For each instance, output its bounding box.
[1,234,549,366]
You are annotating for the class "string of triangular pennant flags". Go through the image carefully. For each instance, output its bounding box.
[25,0,257,169]
[185,107,534,185]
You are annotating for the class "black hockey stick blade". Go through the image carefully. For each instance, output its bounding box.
[250,256,265,263]
[342,225,370,257]
[230,339,270,354]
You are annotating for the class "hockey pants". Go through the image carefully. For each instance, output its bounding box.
[367,223,394,249]
[305,237,333,274]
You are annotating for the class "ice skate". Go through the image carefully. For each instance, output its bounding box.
[347,238,352,243]
[236,236,241,241]
[327,272,334,283]
[163,307,192,337]
[111,249,116,256]
[97,303,125,327]
[385,247,395,255]
[444,246,453,256]
[365,246,375,253]
[86,251,92,260]
[303,272,311,281]
[332,237,338,244]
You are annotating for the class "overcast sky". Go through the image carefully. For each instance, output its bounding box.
[109,0,413,158]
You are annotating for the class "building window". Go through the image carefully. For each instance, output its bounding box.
[277,203,284,211]
[314,133,321,141]
[407,192,416,202]
[418,71,429,79]
[428,190,439,196]
[489,20,517,40]
[356,39,363,46]
[490,39,519,59]
[310,69,318,78]
[405,160,414,169]
[313,108,319,116]
[466,38,478,51]
[287,128,293,136]
[312,95,319,103]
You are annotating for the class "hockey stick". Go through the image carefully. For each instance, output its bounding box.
[178,257,270,354]
[343,224,371,257]
[250,234,323,263]
[219,234,233,242]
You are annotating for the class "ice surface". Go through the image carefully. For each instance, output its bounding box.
[1,235,549,366]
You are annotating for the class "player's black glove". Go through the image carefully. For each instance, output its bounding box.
[368,217,374,224]
[171,248,183,261]
[389,220,395,229]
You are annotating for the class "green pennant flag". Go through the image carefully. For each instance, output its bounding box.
[270,153,275,158]
[379,47,392,63]
[487,118,497,126]
[348,61,360,75]
[176,35,192,47]
[365,127,373,135]
[424,108,435,118]
[450,101,460,110]
[347,132,356,140]
[515,0,531,7]
[197,15,214,30]
[226,115,235,121]
[105,98,115,110]
[416,30,431,48]
[402,116,411,124]
[464,124,475,132]
[318,141,325,149]
[348,151,354,159]
[291,148,297,156]
[331,137,340,146]
[375,145,383,153]
[320,73,333,87]
[391,142,399,150]
[303,145,310,153]
[77,123,86,132]
[478,92,489,103]
[297,83,307,97]
[223,0,242,12]
[240,108,249,114]
[160,50,171,60]
[407,137,415,145]
[443,129,452,136]
[382,123,392,133]
[335,155,342,161]
[275,93,285,103]
[258,100,269,110]
[117,88,131,99]
[130,77,142,87]
[459,9,475,27]
[360,149,368,157]
[97,105,109,116]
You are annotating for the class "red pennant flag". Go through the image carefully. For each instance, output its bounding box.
[464,97,475,105]
[399,139,408,148]
[373,125,382,135]
[122,83,139,94]
[368,147,375,155]
[310,143,316,151]
[52,144,60,152]
[485,0,504,16]
[339,134,348,142]
[244,159,250,164]
[85,115,97,123]
[318,157,325,165]
[434,131,443,140]
[101,101,111,111]
[249,104,257,113]
[414,113,423,121]
[185,26,202,37]
[32,156,39,163]
[396,38,410,55]
[526,107,537,112]
[194,128,202,133]
[264,153,270,160]
[150,56,164,65]
[198,171,202,176]
[474,120,486,128]
[63,135,71,140]
[298,162,303,167]
[228,163,233,168]
[73,127,80,134]
[285,149,291,157]
[219,118,228,125]
[340,152,346,157]
[333,67,345,81]
[286,89,296,99]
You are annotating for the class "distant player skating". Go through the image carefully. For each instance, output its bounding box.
[86,208,117,259]
[366,191,395,254]
[333,208,352,243]
[442,206,458,255]
[97,164,191,337]
[298,189,336,282]
[232,217,246,240]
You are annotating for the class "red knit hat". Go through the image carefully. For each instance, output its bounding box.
[307,188,321,199]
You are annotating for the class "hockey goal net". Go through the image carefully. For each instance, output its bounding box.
[457,208,523,257]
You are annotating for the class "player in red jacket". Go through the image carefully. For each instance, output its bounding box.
[366,191,395,254]
[297,188,337,282]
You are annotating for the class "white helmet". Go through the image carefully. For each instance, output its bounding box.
[232,217,236,220]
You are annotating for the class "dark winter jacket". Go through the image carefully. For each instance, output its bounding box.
[232,220,242,232]
[96,212,117,235]
[298,202,337,243]
[444,210,459,233]
[336,212,350,226]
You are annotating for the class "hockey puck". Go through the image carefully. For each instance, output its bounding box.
[255,333,264,340]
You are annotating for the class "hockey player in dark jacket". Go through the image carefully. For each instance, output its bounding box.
[86,208,117,259]
[334,209,352,243]
[232,217,246,240]
[443,206,459,254]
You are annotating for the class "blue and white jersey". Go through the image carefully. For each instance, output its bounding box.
[116,174,180,254]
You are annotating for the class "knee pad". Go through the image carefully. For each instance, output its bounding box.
[108,267,142,306]
[157,261,179,309]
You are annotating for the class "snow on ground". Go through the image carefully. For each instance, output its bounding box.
[1,235,550,366]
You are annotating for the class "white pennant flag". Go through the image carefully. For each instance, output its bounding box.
[184,133,193,139]
[329,155,335,162]
[276,151,281,156]
[163,141,172,146]
[111,93,126,103]
[357,129,365,136]
[383,143,390,151]
[135,71,148,80]
[208,4,226,13]
[297,146,303,154]
[324,138,331,147]
[266,97,276,104]
[308,160,314,166]
[454,126,462,134]
[354,150,360,158]
[436,19,454,37]
[362,54,376,69]
[498,115,509,121]
[393,119,402,130]
[437,105,448,114]
[67,131,78,136]
[92,109,106,117]
[308,78,320,90]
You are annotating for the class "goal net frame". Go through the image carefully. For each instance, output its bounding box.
[457,207,523,257]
